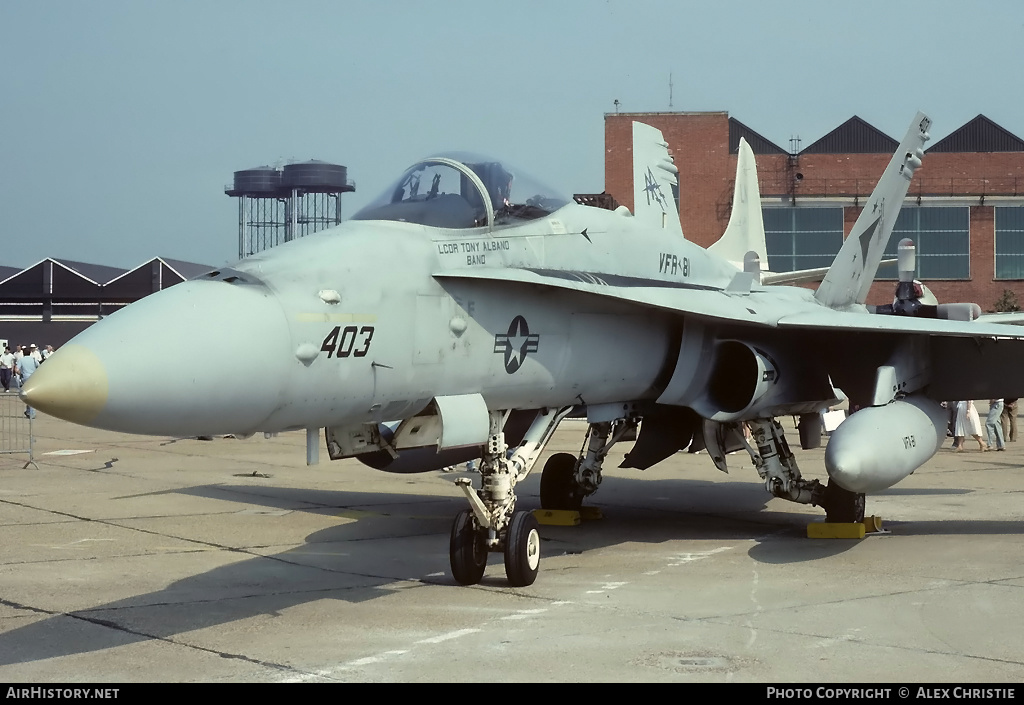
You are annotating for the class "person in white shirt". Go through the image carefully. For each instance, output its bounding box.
[29,344,42,364]
[0,347,13,391]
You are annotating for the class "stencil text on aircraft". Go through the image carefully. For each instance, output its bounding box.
[437,239,510,266]
[658,253,689,276]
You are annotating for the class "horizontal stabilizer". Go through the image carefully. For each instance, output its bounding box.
[761,267,832,286]
[763,258,897,286]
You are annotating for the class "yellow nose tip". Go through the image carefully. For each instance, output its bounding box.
[20,344,109,424]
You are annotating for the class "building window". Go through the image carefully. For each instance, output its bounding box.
[882,207,970,280]
[996,206,1024,280]
[763,207,844,273]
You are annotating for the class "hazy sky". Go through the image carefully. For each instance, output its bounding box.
[2,1,1022,269]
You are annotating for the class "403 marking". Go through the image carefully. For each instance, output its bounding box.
[321,325,374,358]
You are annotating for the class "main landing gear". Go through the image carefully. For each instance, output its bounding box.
[741,417,865,523]
[450,407,571,587]
[539,419,638,511]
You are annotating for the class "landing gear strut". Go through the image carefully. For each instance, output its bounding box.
[743,417,865,522]
[449,406,572,586]
[746,418,825,505]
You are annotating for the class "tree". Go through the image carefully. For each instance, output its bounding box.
[993,289,1021,313]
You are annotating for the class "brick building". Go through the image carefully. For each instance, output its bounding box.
[604,112,1024,309]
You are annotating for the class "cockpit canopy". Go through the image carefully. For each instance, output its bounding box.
[351,152,571,229]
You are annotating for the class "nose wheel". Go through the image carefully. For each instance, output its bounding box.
[450,509,488,585]
[449,407,572,587]
[449,509,541,587]
[504,510,540,587]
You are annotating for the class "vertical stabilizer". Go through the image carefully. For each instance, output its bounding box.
[814,113,931,308]
[708,137,768,271]
[632,122,683,237]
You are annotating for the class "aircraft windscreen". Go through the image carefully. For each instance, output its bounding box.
[351,152,570,229]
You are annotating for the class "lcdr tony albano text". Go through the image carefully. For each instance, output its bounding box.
[767,687,1015,699]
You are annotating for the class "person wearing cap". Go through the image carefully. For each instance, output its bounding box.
[16,349,38,419]
[29,344,42,364]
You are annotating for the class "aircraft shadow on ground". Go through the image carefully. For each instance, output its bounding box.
[1,472,1016,666]
[875,487,972,496]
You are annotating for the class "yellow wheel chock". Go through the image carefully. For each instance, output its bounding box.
[807,515,886,539]
[532,507,604,526]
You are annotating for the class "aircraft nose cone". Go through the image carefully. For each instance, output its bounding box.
[20,345,109,424]
[33,278,293,436]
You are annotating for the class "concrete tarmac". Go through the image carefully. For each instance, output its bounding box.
[1,406,1024,683]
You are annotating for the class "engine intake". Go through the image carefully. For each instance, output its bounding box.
[707,341,777,414]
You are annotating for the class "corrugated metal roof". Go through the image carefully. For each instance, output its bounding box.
[728,118,787,155]
[52,259,127,285]
[800,116,898,154]
[0,266,21,283]
[159,257,215,280]
[927,114,1024,153]
[0,258,214,289]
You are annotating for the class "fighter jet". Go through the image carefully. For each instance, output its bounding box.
[23,112,1024,588]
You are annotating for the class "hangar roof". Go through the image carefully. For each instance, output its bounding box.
[800,116,899,154]
[927,114,1024,153]
[0,256,213,300]
[728,118,787,155]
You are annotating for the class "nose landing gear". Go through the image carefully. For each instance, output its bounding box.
[449,406,572,587]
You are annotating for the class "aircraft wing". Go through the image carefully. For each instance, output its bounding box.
[435,267,1024,340]
[977,312,1024,326]
[777,309,1024,338]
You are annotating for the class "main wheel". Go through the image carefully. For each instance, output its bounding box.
[504,510,541,587]
[450,509,487,585]
[540,452,582,510]
[822,481,866,523]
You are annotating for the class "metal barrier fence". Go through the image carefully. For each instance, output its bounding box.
[0,382,37,469]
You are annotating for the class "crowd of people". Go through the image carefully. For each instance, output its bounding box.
[0,343,54,419]
[947,398,1017,452]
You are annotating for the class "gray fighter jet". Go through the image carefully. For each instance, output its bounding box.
[23,113,1024,587]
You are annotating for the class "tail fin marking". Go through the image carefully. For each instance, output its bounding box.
[814,112,932,308]
[632,122,683,237]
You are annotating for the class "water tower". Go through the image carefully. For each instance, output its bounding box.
[225,160,355,259]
